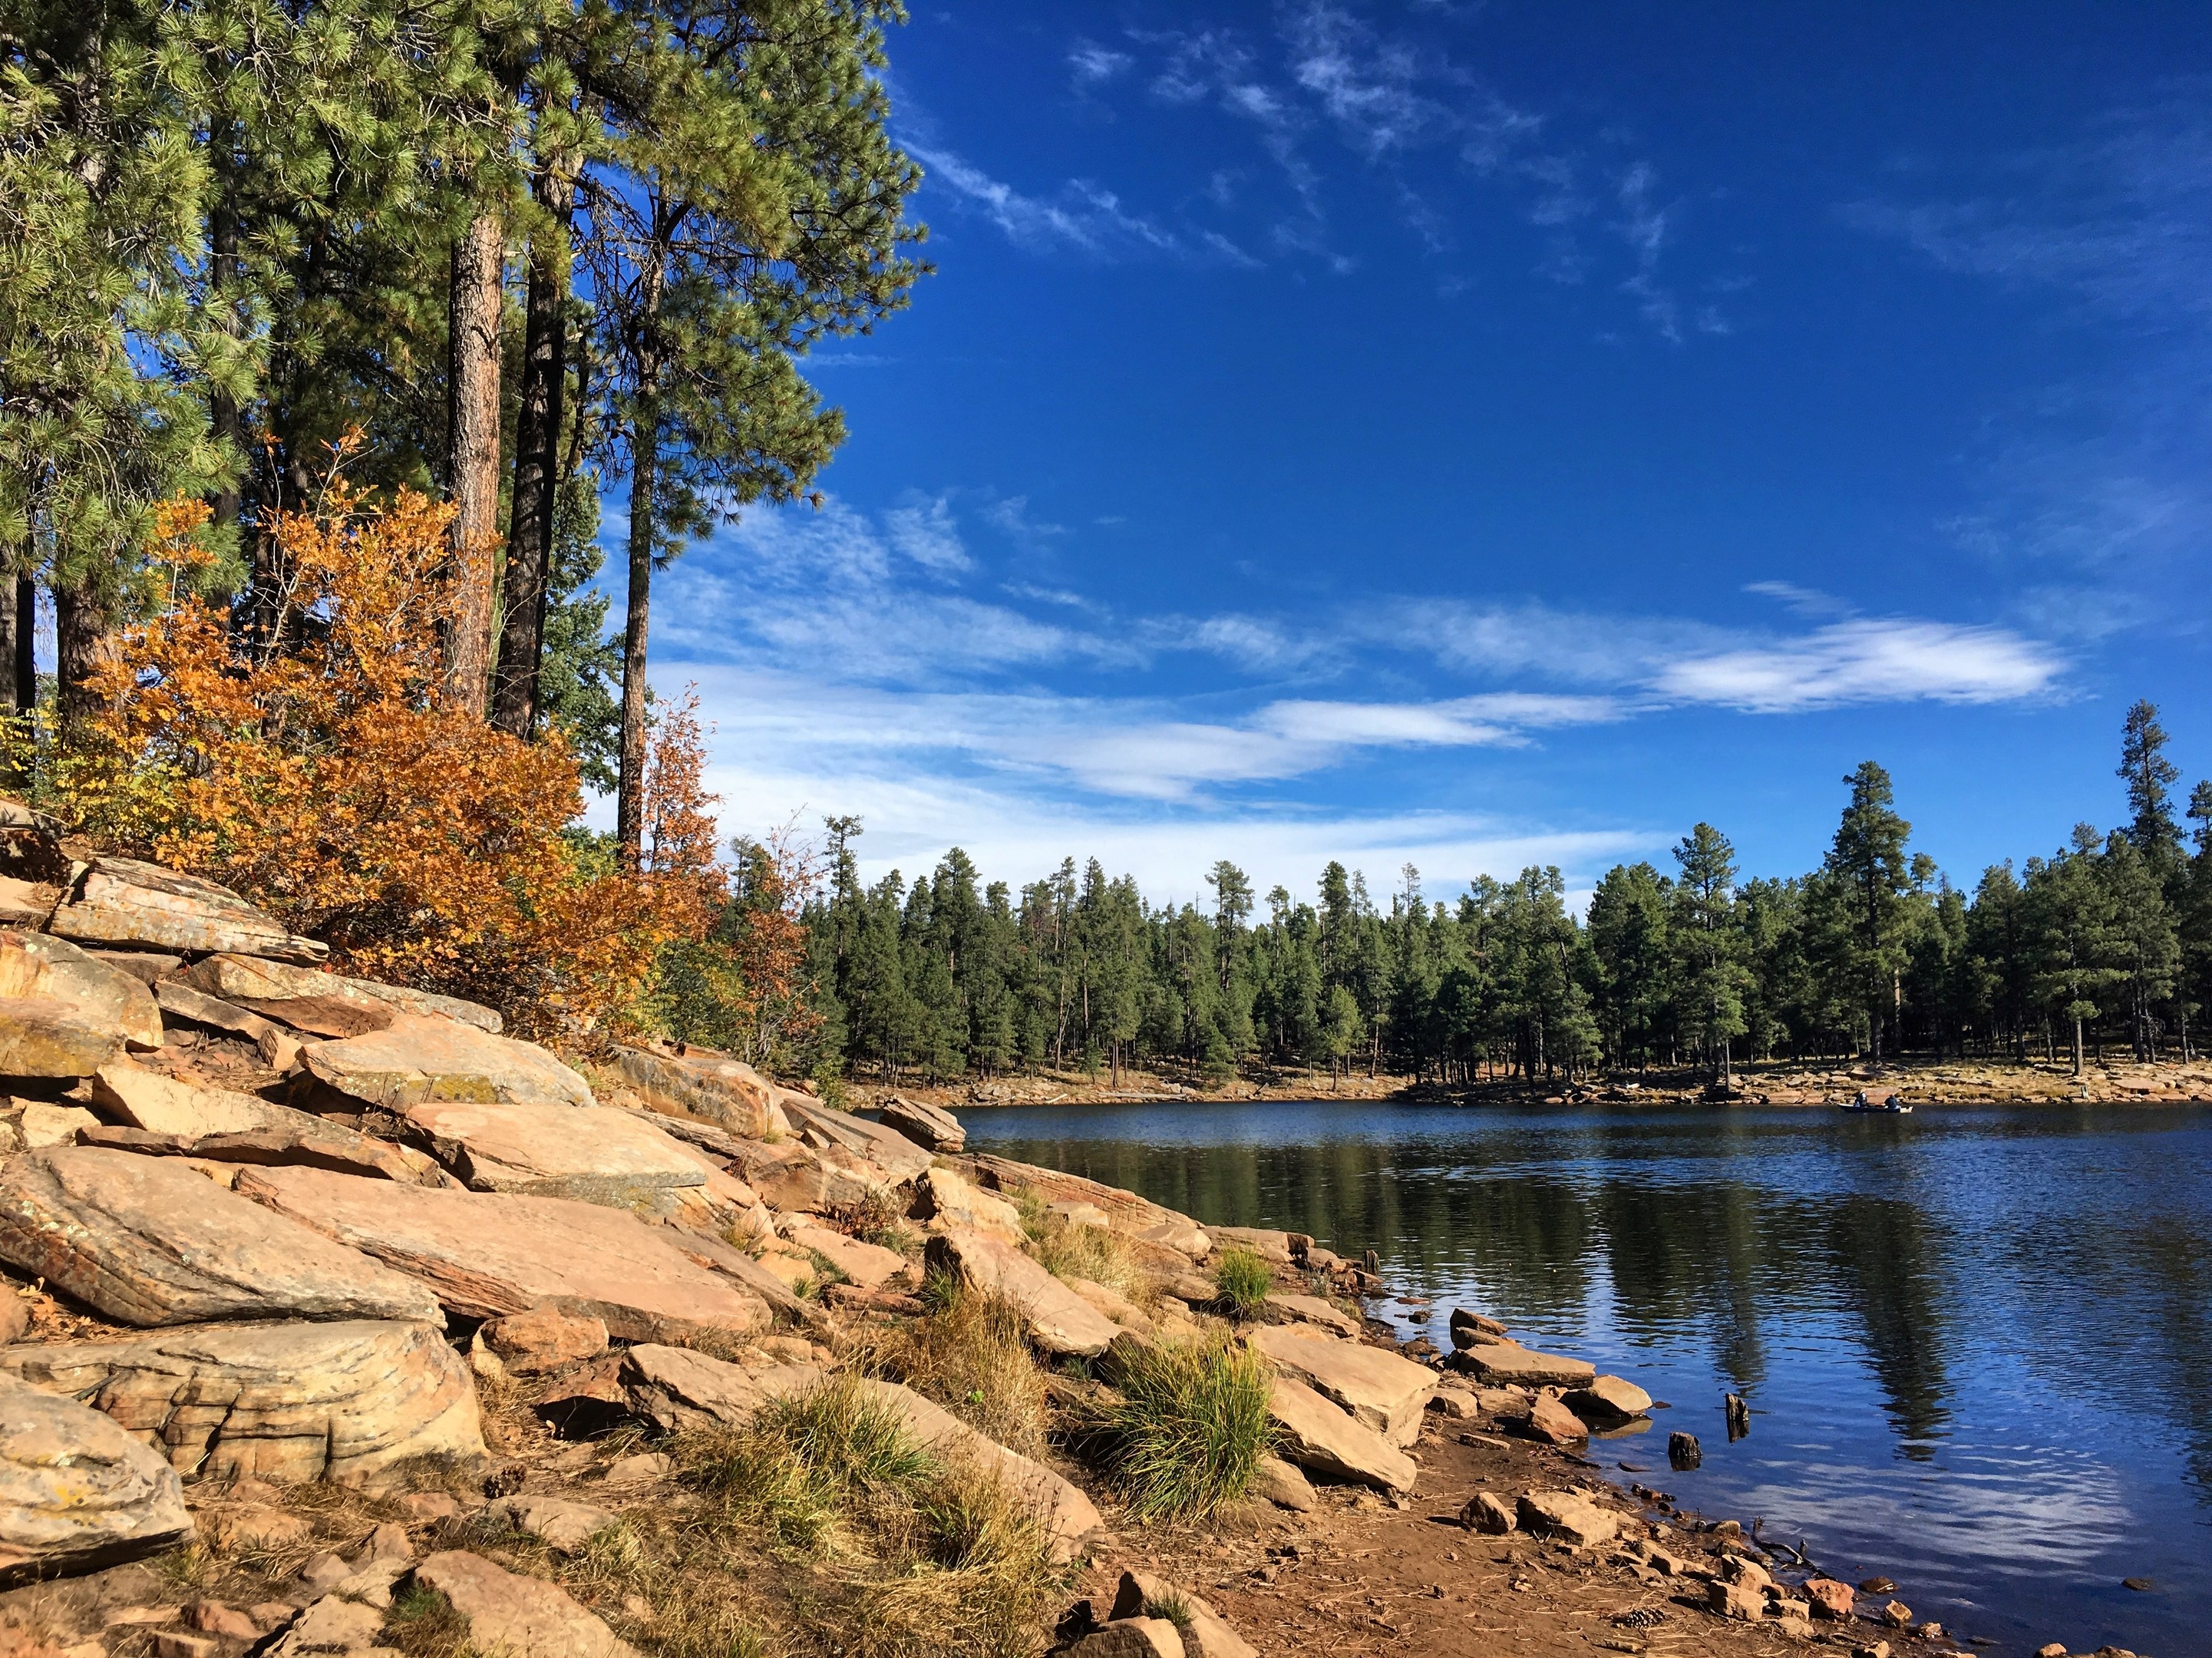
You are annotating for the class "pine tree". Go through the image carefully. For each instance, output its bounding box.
[1817,761,1920,1064]
[1672,824,1750,1084]
[2118,699,2183,874]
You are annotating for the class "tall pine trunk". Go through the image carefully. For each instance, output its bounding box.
[492,173,573,738]
[443,208,504,714]
[207,126,243,534]
[54,586,105,738]
[0,576,27,789]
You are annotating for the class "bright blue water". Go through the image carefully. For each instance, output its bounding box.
[965,1101,2212,1656]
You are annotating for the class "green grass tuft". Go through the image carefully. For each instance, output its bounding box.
[1098,1334,1276,1523]
[1212,1246,1274,1316]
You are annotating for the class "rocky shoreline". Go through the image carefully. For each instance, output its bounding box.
[0,816,2149,1658]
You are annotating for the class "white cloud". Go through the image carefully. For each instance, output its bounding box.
[883,494,970,573]
[1068,41,1133,90]
[907,145,1184,258]
[1651,619,2065,712]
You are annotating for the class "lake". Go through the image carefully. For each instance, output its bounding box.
[965,1100,2212,1656]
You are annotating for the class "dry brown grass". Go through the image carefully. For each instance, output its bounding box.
[1028,1219,1150,1306]
[846,1288,1048,1457]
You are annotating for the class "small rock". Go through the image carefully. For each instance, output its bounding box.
[1667,1432,1701,1469]
[246,1607,295,1635]
[2033,1647,2066,1658]
[411,1551,639,1658]
[1853,1644,1893,1658]
[398,1493,460,1522]
[152,1637,217,1658]
[488,1496,618,1553]
[347,1522,412,1567]
[19,1103,99,1148]
[211,1506,315,1553]
[2121,1577,2154,1591]
[295,1553,352,1593]
[1805,1577,1854,1620]
[1707,1580,1763,1621]
[1068,1621,1185,1658]
[1563,1375,1652,1425]
[1880,1600,1913,1628]
[1250,1454,1315,1513]
[0,1295,25,1343]
[1460,1492,1515,1534]
[619,1597,652,1623]
[1516,1490,1617,1547]
[483,1306,609,1374]
[600,1452,674,1488]
[1521,1393,1587,1445]
[1718,1555,1771,1592]
[1859,1576,1896,1593]
[1108,1573,1255,1658]
[266,1594,382,1658]
[183,1604,259,1641]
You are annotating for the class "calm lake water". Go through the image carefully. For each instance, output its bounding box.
[965,1101,2212,1656]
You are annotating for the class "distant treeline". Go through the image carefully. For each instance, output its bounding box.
[770,702,2208,1087]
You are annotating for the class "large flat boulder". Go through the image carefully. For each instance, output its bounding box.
[1446,1344,1596,1389]
[604,1044,784,1139]
[611,1345,824,1433]
[297,1016,592,1110]
[1249,1326,1436,1447]
[781,1220,906,1290]
[923,1227,1121,1357]
[856,1378,1102,1561]
[410,1551,634,1658]
[0,1376,193,1584]
[875,1095,964,1153]
[400,1100,706,1206]
[48,857,325,964]
[778,1095,932,1184]
[0,998,122,1078]
[0,930,161,1049]
[728,1137,901,1214]
[234,1164,769,1341]
[0,1319,485,1488]
[90,1059,430,1181]
[966,1154,1210,1258]
[1265,1375,1417,1495]
[0,1148,444,1326]
[179,953,500,1036]
[910,1165,1025,1244]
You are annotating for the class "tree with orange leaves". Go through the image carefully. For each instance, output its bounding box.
[49,449,724,1041]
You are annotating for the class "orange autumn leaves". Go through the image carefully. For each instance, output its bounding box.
[65,477,727,1041]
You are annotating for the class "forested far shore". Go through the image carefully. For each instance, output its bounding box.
[671,701,2212,1092]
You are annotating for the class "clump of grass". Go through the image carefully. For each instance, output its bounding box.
[853,1285,1048,1455]
[1010,1186,1052,1239]
[1211,1246,1274,1317]
[682,1373,936,1556]
[1094,1334,1276,1523]
[856,1464,1065,1658]
[1032,1219,1148,1303]
[383,1585,470,1658]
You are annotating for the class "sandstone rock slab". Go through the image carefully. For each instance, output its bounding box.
[603,1045,781,1139]
[177,955,498,1036]
[150,983,281,1047]
[1522,1393,1588,1445]
[411,1551,634,1658]
[0,1319,484,1488]
[234,1164,768,1341]
[1252,1452,1315,1512]
[94,1060,323,1139]
[487,1496,617,1554]
[1248,1326,1434,1447]
[781,1220,905,1290]
[0,1376,193,1584]
[923,1227,1121,1357]
[1110,1572,1256,1658]
[1564,1374,1652,1425]
[78,1121,424,1186]
[50,859,325,964]
[0,999,122,1078]
[1517,1490,1617,1547]
[966,1154,1207,1255]
[400,1101,704,1206]
[0,1148,443,1326]
[299,1017,589,1111]
[910,1165,1025,1244]
[1263,1293,1359,1336]
[483,1308,607,1374]
[856,1378,1101,1561]
[1264,1376,1416,1495]
[0,931,161,1049]
[875,1095,964,1153]
[1446,1344,1596,1389]
[778,1096,931,1185]
[606,1345,822,1435]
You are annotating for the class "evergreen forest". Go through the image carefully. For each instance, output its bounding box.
[764,704,2212,1088]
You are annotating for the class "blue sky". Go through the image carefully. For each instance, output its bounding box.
[642,2,2212,907]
